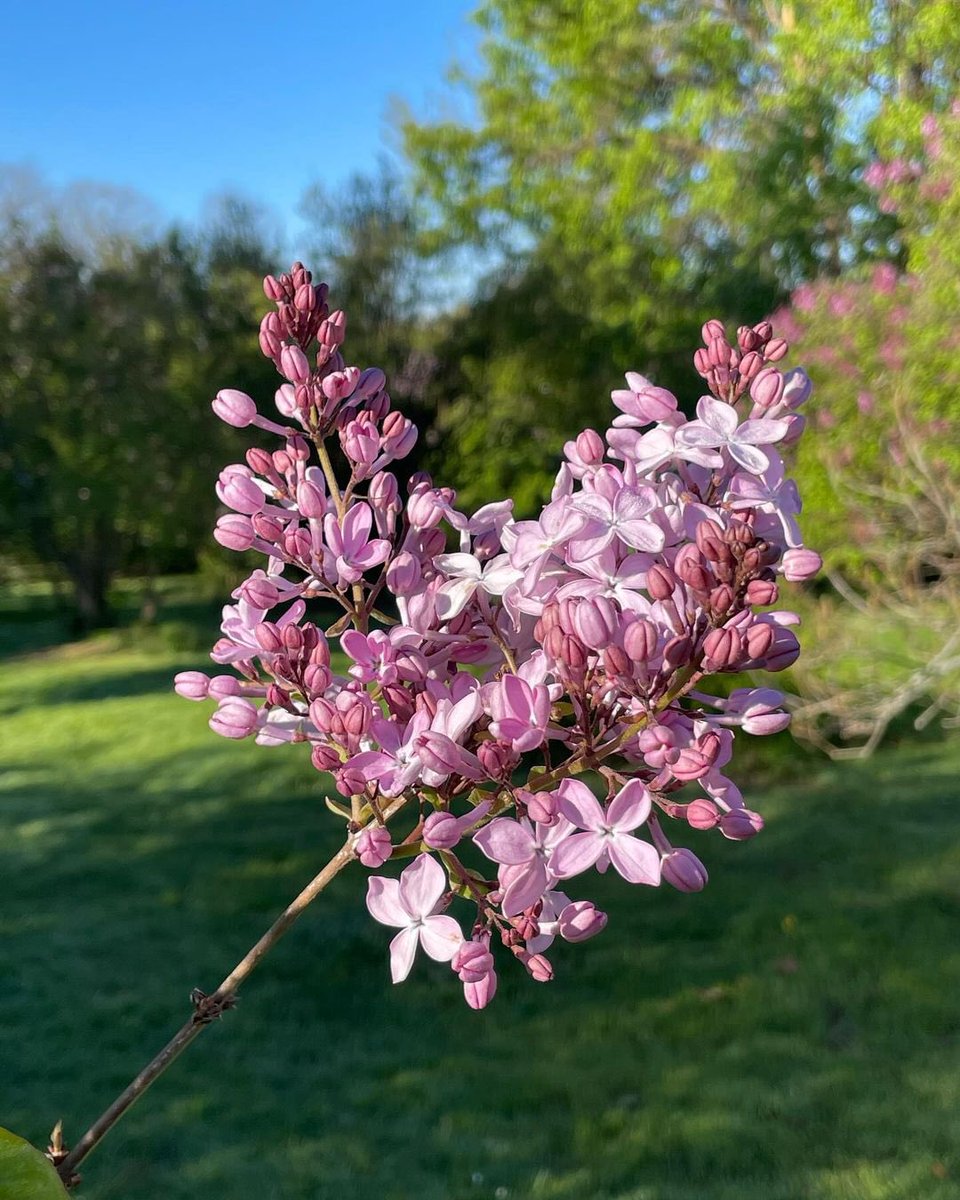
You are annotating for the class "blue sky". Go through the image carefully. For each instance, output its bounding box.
[0,0,478,245]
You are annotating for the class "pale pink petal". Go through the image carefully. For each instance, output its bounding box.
[436,577,478,621]
[618,519,665,552]
[389,926,420,982]
[342,502,373,550]
[606,779,652,833]
[434,552,482,579]
[736,418,789,446]
[556,779,605,831]
[549,831,605,878]
[500,860,549,916]
[398,853,446,918]
[675,422,720,448]
[366,876,408,927]
[728,442,770,474]
[473,818,536,865]
[419,915,463,961]
[573,493,614,522]
[352,538,391,568]
[341,629,373,664]
[607,835,661,885]
[697,395,738,436]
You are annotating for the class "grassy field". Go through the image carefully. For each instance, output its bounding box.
[2,625,959,1199]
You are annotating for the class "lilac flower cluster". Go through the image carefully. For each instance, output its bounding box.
[177,264,821,1008]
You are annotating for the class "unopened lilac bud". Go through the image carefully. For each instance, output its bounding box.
[686,798,721,830]
[302,663,330,694]
[575,428,604,465]
[296,479,326,519]
[738,349,764,381]
[453,940,494,983]
[744,622,775,661]
[319,309,347,348]
[407,488,445,529]
[623,618,658,663]
[281,624,304,653]
[764,337,788,361]
[645,563,675,600]
[676,551,713,594]
[336,764,368,798]
[283,527,312,561]
[743,709,792,735]
[602,644,630,678]
[765,627,801,671]
[745,578,778,606]
[576,598,619,649]
[422,811,461,850]
[559,900,607,943]
[708,335,732,368]
[782,548,822,582]
[738,325,762,352]
[781,367,812,409]
[753,320,773,343]
[719,809,764,840]
[294,282,317,312]
[525,790,559,826]
[209,697,258,739]
[311,744,341,773]
[214,514,255,552]
[522,952,553,983]
[279,344,311,384]
[702,319,726,343]
[263,274,284,301]
[212,389,257,428]
[710,584,735,616]
[355,825,391,868]
[477,739,518,780]
[560,633,589,677]
[174,671,210,700]
[208,675,242,698]
[661,848,709,893]
[386,551,421,594]
[662,634,693,670]
[750,367,785,409]
[255,621,284,653]
[513,912,540,942]
[693,347,711,375]
[702,627,743,670]
[240,574,280,610]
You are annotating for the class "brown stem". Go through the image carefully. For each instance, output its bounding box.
[57,797,406,1184]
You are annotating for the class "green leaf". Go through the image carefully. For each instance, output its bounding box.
[0,1128,70,1199]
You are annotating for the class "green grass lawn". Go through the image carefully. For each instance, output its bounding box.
[2,635,959,1199]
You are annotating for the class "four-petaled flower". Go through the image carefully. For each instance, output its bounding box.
[676,396,789,476]
[569,485,665,560]
[551,779,661,886]
[473,815,575,916]
[366,854,463,983]
[323,502,391,586]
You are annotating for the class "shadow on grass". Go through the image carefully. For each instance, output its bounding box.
[1,652,958,1199]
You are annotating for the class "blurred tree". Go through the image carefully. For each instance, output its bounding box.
[403,0,960,507]
[0,193,276,628]
[778,104,960,753]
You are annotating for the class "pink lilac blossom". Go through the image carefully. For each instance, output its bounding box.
[182,262,821,1007]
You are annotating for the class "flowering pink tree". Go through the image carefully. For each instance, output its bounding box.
[780,106,960,755]
[44,264,820,1189]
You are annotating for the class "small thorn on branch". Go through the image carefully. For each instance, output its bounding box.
[190,988,238,1025]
